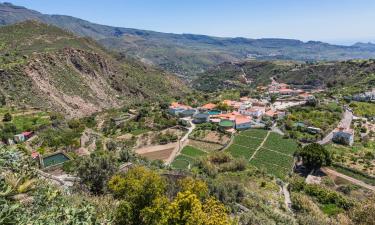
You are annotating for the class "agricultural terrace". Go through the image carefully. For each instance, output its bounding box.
[0,108,51,132]
[171,145,207,169]
[226,129,297,178]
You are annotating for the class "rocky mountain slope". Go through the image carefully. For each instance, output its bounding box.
[0,21,189,117]
[2,2,375,77]
[193,60,375,92]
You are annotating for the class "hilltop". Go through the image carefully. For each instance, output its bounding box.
[0,21,189,117]
[192,60,375,92]
[2,2,375,77]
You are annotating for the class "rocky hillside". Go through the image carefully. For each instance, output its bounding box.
[193,60,375,92]
[0,21,189,117]
[2,2,375,77]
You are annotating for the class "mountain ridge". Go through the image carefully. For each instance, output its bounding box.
[2,2,375,76]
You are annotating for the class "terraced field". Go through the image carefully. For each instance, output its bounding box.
[171,146,207,169]
[226,129,297,178]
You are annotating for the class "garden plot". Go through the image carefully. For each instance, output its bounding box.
[226,129,297,178]
[171,146,207,169]
[227,129,267,158]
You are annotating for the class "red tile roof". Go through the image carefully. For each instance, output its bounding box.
[201,103,216,110]
[170,102,191,109]
[235,116,251,125]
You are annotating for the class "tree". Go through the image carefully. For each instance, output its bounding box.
[75,151,117,194]
[295,143,331,170]
[2,112,12,122]
[109,166,166,225]
[177,177,209,199]
[0,123,17,142]
[160,191,231,225]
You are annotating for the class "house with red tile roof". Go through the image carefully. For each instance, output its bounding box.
[235,115,252,130]
[201,103,217,110]
[264,110,286,119]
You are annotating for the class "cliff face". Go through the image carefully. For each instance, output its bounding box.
[0,21,189,117]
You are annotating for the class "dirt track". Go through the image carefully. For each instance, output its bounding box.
[322,167,375,192]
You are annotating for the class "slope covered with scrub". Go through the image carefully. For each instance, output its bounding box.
[193,60,375,92]
[0,21,189,117]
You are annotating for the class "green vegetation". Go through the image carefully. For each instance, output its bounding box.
[331,165,375,186]
[240,129,268,139]
[181,146,207,157]
[108,166,232,225]
[171,155,191,169]
[0,21,189,117]
[284,103,342,141]
[171,146,207,169]
[194,60,375,92]
[349,101,375,117]
[326,143,375,177]
[225,129,297,178]
[290,177,353,210]
[263,132,298,155]
[295,143,332,171]
[102,103,178,136]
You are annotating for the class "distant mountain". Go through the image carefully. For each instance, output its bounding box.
[0,21,188,117]
[193,60,375,92]
[1,2,375,77]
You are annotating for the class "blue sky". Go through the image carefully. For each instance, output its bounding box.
[6,0,375,45]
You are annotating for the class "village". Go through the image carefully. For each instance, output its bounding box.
[168,80,318,133]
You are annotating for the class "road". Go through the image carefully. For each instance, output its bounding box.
[165,118,195,165]
[322,167,375,192]
[317,110,353,145]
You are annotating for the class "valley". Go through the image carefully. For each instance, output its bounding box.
[0,2,374,225]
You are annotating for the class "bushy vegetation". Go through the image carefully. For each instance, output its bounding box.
[290,176,353,211]
[295,143,332,171]
[349,102,375,118]
[284,103,342,142]
[108,166,233,225]
[102,103,178,136]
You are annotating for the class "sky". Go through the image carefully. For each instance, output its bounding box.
[6,0,375,45]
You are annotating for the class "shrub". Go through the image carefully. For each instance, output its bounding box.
[208,152,232,164]
[2,112,12,122]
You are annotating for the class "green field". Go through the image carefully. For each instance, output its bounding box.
[226,129,297,178]
[181,146,207,157]
[226,145,256,159]
[263,133,298,155]
[240,129,268,139]
[171,155,192,169]
[171,146,207,169]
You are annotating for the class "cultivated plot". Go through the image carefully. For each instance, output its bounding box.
[171,146,207,169]
[227,129,297,178]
